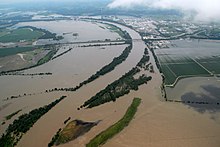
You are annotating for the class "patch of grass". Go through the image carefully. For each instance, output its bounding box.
[0,28,44,43]
[0,46,35,58]
[5,109,22,120]
[48,120,98,147]
[86,98,141,147]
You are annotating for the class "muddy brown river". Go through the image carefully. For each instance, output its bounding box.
[1,20,220,147]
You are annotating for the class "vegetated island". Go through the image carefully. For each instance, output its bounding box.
[0,96,66,147]
[86,97,141,147]
[80,48,151,109]
[48,119,100,147]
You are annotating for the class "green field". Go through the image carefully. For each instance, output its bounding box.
[86,98,141,147]
[0,28,44,43]
[0,46,36,57]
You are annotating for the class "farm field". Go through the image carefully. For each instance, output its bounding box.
[155,39,220,86]
[0,28,44,43]
[0,46,54,72]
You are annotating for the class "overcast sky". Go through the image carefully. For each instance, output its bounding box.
[108,0,220,22]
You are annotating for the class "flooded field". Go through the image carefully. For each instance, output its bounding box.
[166,77,220,101]
[155,39,220,85]
[157,39,220,114]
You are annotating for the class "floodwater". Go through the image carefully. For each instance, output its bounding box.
[159,39,220,96]
[0,20,128,101]
[1,20,220,147]
[0,44,127,101]
[15,21,158,147]
[156,39,220,63]
[166,76,220,101]
[0,20,146,136]
[157,39,220,102]
[16,20,121,44]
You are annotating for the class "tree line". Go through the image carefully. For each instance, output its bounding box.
[80,50,151,109]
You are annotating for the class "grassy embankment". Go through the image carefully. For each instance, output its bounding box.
[86,97,141,147]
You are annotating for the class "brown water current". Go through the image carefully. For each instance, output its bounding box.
[13,21,147,147]
[1,20,220,147]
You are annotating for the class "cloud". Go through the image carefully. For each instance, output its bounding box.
[108,0,147,8]
[108,0,220,22]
